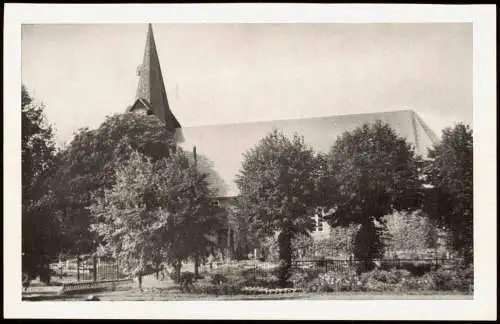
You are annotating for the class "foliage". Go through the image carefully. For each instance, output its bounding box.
[210,273,229,285]
[380,260,434,276]
[327,224,359,257]
[235,129,323,285]
[324,121,422,266]
[21,85,60,281]
[361,268,412,285]
[317,270,364,292]
[424,123,473,265]
[170,271,194,284]
[193,277,246,295]
[51,113,177,255]
[90,148,221,277]
[383,211,439,254]
[423,259,473,292]
[244,275,282,289]
[290,224,359,260]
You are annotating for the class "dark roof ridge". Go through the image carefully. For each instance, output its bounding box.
[182,109,416,129]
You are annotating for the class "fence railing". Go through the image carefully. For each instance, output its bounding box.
[292,257,449,273]
[48,256,126,283]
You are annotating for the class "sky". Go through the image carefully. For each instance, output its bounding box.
[21,23,472,147]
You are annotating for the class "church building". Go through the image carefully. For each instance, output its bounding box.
[127,24,440,259]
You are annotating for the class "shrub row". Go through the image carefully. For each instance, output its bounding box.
[300,266,473,293]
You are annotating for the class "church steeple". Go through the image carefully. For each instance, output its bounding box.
[128,24,181,131]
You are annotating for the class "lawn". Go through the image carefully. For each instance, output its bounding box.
[23,283,472,301]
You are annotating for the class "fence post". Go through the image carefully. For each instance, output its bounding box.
[77,256,80,282]
[93,255,97,282]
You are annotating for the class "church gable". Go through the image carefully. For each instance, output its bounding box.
[128,98,153,115]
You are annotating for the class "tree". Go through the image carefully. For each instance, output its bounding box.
[22,84,59,281]
[324,121,422,270]
[424,123,473,265]
[235,129,322,286]
[51,113,177,255]
[90,148,221,287]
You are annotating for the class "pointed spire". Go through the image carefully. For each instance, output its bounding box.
[129,23,181,131]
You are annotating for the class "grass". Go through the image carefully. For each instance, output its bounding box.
[24,283,472,301]
[24,261,473,301]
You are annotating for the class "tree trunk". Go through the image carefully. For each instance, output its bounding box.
[194,255,199,278]
[227,226,231,261]
[353,218,384,272]
[278,228,293,287]
[174,261,182,282]
[137,273,142,290]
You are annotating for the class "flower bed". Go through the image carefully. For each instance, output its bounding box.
[296,265,473,294]
[241,287,303,295]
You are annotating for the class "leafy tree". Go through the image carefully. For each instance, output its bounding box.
[90,149,221,286]
[51,113,177,255]
[21,84,59,281]
[235,129,322,286]
[424,123,473,265]
[324,121,422,270]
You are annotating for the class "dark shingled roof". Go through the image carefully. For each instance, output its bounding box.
[176,110,439,198]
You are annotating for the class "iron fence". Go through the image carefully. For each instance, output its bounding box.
[291,257,449,273]
[48,255,125,283]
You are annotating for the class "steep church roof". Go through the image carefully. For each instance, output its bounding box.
[177,110,440,198]
[127,24,181,132]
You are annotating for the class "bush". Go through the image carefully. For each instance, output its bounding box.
[210,273,228,285]
[193,277,246,295]
[365,269,411,285]
[315,270,364,292]
[170,271,196,284]
[244,274,282,289]
[287,267,320,288]
[358,269,414,292]
[399,275,434,291]
[426,265,473,292]
[305,278,322,293]
[379,260,435,276]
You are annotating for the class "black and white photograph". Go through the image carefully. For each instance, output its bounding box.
[4,3,496,320]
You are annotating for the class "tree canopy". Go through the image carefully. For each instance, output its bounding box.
[324,121,423,265]
[51,113,177,255]
[424,123,473,264]
[235,129,322,285]
[90,148,222,278]
[22,84,60,280]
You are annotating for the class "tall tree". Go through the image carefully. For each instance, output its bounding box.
[235,129,321,286]
[22,84,59,281]
[51,113,177,255]
[324,121,422,270]
[424,123,473,265]
[90,148,221,285]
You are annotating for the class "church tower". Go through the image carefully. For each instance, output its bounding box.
[127,24,181,132]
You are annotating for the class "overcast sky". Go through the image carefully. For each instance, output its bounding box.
[21,23,472,147]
